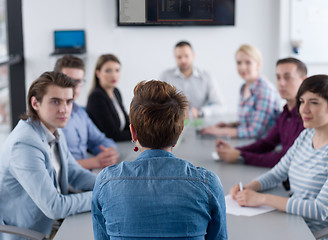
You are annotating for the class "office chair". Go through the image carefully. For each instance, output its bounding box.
[0,225,48,240]
[314,227,328,239]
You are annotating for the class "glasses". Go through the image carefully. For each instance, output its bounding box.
[73,79,86,86]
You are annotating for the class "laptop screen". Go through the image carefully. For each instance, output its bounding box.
[54,30,85,50]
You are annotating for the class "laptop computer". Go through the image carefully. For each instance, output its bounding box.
[52,30,86,55]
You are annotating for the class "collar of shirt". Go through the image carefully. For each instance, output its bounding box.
[284,104,298,118]
[40,122,60,146]
[72,102,79,113]
[173,66,200,79]
[240,77,262,95]
[135,149,175,162]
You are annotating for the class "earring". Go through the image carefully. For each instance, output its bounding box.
[132,140,139,152]
[172,144,175,148]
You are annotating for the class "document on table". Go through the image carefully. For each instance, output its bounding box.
[211,151,221,161]
[225,195,275,216]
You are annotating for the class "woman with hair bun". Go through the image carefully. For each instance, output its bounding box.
[92,80,228,240]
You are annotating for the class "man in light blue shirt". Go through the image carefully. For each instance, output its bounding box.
[55,55,119,169]
[160,41,225,118]
[0,71,97,239]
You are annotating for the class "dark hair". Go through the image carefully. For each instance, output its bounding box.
[91,54,121,90]
[54,55,85,72]
[276,57,307,78]
[129,80,188,149]
[21,71,77,121]
[175,41,192,49]
[296,75,328,112]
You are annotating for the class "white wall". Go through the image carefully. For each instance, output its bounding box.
[23,0,280,114]
[279,0,328,77]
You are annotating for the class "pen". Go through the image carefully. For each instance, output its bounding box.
[239,182,243,192]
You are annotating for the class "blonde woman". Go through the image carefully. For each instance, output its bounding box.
[202,44,280,139]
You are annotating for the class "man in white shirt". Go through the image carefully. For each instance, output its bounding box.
[160,41,225,118]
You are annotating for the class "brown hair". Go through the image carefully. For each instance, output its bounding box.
[21,71,77,121]
[296,75,328,113]
[54,55,85,72]
[129,80,188,149]
[91,54,121,90]
[276,57,307,78]
[175,41,192,49]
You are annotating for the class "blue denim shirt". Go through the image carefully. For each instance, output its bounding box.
[62,103,116,160]
[92,149,228,240]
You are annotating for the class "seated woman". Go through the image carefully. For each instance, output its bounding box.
[86,54,131,141]
[229,75,328,234]
[201,44,281,139]
[92,80,228,239]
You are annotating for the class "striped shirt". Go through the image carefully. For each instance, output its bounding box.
[237,78,281,139]
[257,128,328,233]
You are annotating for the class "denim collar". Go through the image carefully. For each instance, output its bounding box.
[135,149,175,162]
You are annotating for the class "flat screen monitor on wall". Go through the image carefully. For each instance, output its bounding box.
[118,0,235,26]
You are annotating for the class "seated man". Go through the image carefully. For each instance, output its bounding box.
[55,55,119,169]
[0,72,96,239]
[161,41,225,118]
[216,58,307,167]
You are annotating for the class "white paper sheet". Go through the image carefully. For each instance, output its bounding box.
[225,195,275,216]
[211,151,221,161]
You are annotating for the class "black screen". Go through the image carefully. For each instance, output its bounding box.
[118,0,235,26]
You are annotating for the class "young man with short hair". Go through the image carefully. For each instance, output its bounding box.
[160,41,225,118]
[0,72,97,239]
[55,55,118,169]
[216,58,307,167]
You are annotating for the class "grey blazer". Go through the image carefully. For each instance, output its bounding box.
[0,119,96,239]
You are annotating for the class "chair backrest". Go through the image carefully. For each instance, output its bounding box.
[0,225,48,240]
[313,226,328,239]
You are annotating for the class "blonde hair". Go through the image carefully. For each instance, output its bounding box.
[236,44,262,66]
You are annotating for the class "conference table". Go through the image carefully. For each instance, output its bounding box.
[54,120,315,240]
